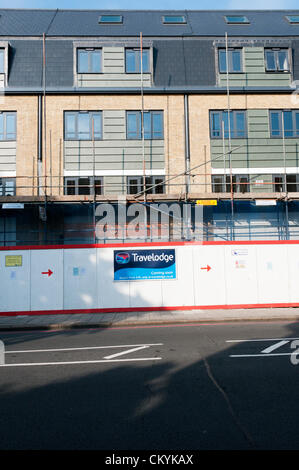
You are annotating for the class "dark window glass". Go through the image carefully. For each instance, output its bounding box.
[66,180,76,195]
[78,178,90,195]
[128,178,140,195]
[273,175,284,192]
[0,178,15,196]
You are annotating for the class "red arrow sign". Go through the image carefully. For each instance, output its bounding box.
[201,265,211,272]
[42,269,53,277]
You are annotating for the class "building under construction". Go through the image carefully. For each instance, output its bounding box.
[1,9,299,244]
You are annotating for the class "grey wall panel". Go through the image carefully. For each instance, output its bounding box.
[64,139,165,171]
[0,141,16,172]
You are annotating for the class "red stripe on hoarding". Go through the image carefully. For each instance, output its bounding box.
[1,302,299,317]
[1,240,299,251]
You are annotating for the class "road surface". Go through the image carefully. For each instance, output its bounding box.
[0,321,298,450]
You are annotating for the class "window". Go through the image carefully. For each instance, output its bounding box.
[64,177,103,196]
[285,15,299,24]
[64,112,102,140]
[210,110,247,139]
[162,15,187,24]
[270,110,299,138]
[224,15,250,24]
[125,49,150,73]
[77,49,101,74]
[127,176,165,195]
[98,15,123,24]
[265,49,289,72]
[0,49,4,74]
[126,111,163,140]
[218,48,243,73]
[0,112,16,141]
[212,175,249,193]
[0,178,16,196]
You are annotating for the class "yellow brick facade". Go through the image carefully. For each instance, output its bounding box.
[5,92,299,197]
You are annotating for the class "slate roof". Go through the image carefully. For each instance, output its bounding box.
[2,10,299,91]
[1,9,299,37]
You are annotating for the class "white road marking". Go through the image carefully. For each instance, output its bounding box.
[261,340,290,354]
[104,345,149,360]
[230,353,296,358]
[226,337,299,343]
[0,357,162,367]
[4,343,163,354]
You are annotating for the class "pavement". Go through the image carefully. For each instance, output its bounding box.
[0,307,299,330]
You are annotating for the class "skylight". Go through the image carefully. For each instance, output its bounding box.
[224,15,250,24]
[286,15,299,24]
[162,15,187,24]
[98,15,123,24]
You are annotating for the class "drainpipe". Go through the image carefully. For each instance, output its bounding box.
[37,94,43,196]
[184,94,191,197]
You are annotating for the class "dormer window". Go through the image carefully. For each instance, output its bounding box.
[125,48,150,73]
[77,48,102,74]
[265,48,289,72]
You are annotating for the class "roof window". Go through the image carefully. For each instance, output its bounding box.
[224,15,250,24]
[98,15,123,24]
[162,15,187,24]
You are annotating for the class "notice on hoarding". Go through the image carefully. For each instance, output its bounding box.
[114,249,176,281]
[5,255,22,267]
[196,200,217,206]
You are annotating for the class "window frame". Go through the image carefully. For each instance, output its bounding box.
[77,48,102,74]
[269,110,299,138]
[210,110,247,139]
[125,48,150,74]
[126,111,164,140]
[0,112,17,141]
[64,111,103,141]
[0,49,4,74]
[265,48,290,73]
[218,48,243,74]
[212,174,249,193]
[127,176,165,195]
[0,177,16,196]
[64,176,103,196]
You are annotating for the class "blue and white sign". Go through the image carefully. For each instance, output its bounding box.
[114,249,176,281]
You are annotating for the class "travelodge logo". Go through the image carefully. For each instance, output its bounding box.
[115,252,130,264]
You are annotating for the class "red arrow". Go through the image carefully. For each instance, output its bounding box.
[201,265,211,272]
[42,269,53,277]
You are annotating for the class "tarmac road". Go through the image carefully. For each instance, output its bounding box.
[0,320,299,451]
